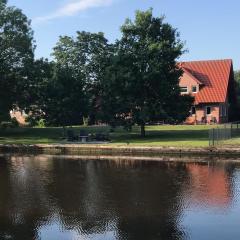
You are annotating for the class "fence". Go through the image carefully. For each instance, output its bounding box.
[209,121,240,146]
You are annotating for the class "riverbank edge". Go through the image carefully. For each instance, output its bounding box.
[0,143,239,156]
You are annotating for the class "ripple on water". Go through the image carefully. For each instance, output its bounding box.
[0,155,240,239]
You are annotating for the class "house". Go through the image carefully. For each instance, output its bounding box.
[10,108,28,126]
[179,59,237,124]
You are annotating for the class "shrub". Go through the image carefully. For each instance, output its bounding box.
[25,106,45,127]
[83,117,89,126]
[36,119,46,128]
[0,121,14,129]
[11,117,19,128]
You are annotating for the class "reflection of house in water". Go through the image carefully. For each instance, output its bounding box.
[0,156,188,240]
[1,156,236,240]
[187,163,232,207]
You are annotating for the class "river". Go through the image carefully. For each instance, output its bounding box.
[0,154,239,239]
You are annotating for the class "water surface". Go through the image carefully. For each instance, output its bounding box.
[0,155,239,239]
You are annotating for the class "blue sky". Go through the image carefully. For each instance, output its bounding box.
[8,0,240,69]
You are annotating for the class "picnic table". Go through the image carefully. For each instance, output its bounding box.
[65,128,110,143]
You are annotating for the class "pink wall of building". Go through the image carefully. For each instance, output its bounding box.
[179,73,228,124]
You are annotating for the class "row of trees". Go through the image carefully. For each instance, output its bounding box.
[0,0,193,136]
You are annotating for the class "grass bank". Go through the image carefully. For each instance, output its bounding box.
[0,125,214,148]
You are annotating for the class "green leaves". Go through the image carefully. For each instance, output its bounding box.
[103,9,193,133]
[0,4,193,129]
[45,31,112,125]
[0,0,7,9]
[0,0,34,120]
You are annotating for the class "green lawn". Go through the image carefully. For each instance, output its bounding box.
[222,137,240,146]
[0,125,214,147]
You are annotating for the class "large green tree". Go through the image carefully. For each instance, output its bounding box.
[23,58,54,126]
[43,64,87,126]
[102,9,193,136]
[51,31,112,125]
[0,0,34,120]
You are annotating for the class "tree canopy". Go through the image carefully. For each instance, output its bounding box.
[0,4,194,133]
[0,0,34,120]
[102,9,193,135]
[46,31,112,125]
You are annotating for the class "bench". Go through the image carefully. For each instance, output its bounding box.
[78,135,89,143]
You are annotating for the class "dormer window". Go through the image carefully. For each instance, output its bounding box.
[180,87,188,93]
[192,86,198,93]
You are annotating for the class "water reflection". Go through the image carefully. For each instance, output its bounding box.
[0,155,239,239]
[186,163,233,208]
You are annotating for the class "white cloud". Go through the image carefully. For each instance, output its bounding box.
[33,0,113,23]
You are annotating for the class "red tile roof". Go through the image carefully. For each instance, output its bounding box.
[180,59,233,104]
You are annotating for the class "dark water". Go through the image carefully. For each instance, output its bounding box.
[0,155,240,240]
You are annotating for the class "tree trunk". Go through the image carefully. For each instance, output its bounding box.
[140,123,145,137]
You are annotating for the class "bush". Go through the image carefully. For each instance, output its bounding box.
[0,118,20,129]
[0,121,14,129]
[36,119,46,128]
[83,117,89,126]
[25,106,45,127]
[11,117,19,128]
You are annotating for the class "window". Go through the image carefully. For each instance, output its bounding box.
[206,106,211,115]
[192,86,197,93]
[180,87,188,93]
[191,106,196,115]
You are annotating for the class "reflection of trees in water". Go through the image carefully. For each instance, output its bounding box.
[107,162,188,240]
[0,155,54,239]
[223,162,237,205]
[44,158,189,239]
[0,155,237,240]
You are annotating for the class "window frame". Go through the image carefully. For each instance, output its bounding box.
[206,106,211,115]
[192,85,198,93]
[180,86,188,94]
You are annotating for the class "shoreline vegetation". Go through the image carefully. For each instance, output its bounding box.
[0,125,240,156]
